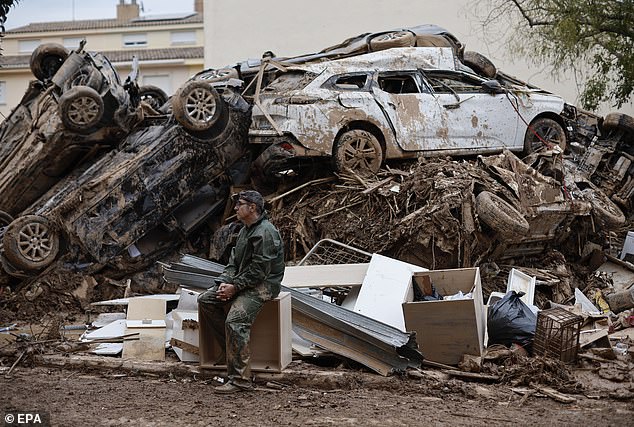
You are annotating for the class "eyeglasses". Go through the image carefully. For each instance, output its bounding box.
[235,200,252,207]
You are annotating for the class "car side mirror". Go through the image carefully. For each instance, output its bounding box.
[482,80,505,94]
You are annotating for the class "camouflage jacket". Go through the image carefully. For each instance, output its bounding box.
[218,212,285,293]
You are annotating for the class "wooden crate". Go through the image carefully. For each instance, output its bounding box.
[199,291,292,372]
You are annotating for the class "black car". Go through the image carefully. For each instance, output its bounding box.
[0,41,167,220]
[0,83,249,278]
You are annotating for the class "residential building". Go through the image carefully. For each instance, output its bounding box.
[0,0,205,118]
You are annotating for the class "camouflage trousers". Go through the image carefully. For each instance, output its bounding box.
[198,283,279,387]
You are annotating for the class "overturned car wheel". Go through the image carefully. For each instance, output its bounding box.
[0,210,14,229]
[333,129,383,174]
[602,112,634,144]
[58,86,104,133]
[2,215,60,272]
[172,81,228,137]
[369,31,415,51]
[475,191,529,240]
[30,43,69,81]
[139,85,169,110]
[463,51,497,78]
[581,188,626,228]
[524,117,566,154]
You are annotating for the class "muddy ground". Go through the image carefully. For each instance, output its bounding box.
[1,153,632,426]
[1,359,632,427]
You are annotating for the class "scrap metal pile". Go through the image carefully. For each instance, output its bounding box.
[0,28,632,330]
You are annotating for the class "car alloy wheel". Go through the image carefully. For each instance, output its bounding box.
[58,85,104,133]
[2,215,60,271]
[524,117,566,154]
[333,129,383,174]
[369,31,416,51]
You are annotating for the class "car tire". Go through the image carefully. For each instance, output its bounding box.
[29,43,69,81]
[58,86,105,133]
[475,191,529,239]
[463,51,497,78]
[252,144,296,178]
[172,80,228,137]
[602,112,634,143]
[333,129,383,174]
[0,210,14,228]
[139,85,169,110]
[369,31,415,51]
[2,215,60,272]
[581,188,626,228]
[524,117,567,154]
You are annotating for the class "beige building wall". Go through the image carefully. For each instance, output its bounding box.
[203,0,632,116]
[1,24,204,118]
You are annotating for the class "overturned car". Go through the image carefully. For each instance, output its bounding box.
[0,41,167,222]
[0,84,249,278]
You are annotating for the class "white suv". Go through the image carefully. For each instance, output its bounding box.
[249,47,572,175]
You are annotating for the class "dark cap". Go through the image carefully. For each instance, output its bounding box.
[236,190,264,213]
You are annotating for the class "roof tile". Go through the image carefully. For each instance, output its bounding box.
[6,13,202,34]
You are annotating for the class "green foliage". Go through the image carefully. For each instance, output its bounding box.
[1,0,20,36]
[479,0,633,109]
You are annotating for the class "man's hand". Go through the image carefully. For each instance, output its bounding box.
[217,283,237,301]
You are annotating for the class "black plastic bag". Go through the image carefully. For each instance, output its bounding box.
[487,291,537,351]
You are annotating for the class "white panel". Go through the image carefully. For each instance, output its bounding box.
[18,39,41,53]
[353,254,427,331]
[123,33,147,47]
[506,268,536,306]
[170,30,196,45]
[281,263,368,288]
[63,37,84,50]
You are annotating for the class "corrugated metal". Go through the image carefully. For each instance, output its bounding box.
[284,285,422,376]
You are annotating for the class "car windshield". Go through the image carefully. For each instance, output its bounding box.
[263,71,317,93]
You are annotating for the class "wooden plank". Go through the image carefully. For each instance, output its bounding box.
[122,327,166,361]
[170,337,199,355]
[281,263,369,288]
[444,369,499,382]
[531,384,576,403]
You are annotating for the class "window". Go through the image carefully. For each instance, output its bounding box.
[170,31,196,45]
[123,33,147,47]
[426,72,483,93]
[63,37,84,50]
[378,73,421,94]
[322,73,369,91]
[18,39,41,53]
[0,81,6,104]
[142,75,171,95]
[264,71,317,92]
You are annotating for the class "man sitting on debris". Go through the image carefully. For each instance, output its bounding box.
[198,190,285,394]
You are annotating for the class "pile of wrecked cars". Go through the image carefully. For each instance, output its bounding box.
[0,25,631,295]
